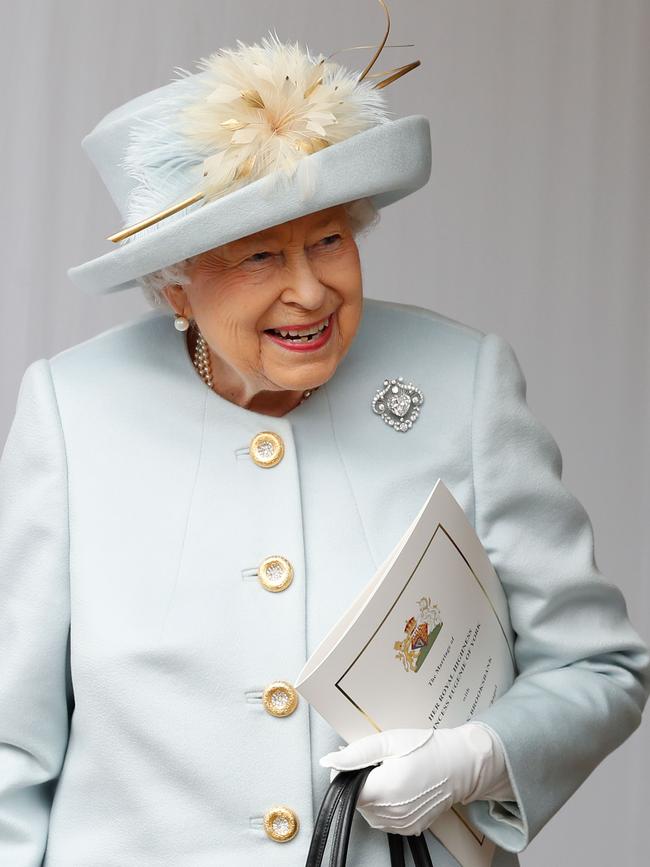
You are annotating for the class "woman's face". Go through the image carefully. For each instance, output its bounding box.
[164,204,363,410]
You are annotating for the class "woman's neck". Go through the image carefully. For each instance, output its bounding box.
[186,327,309,416]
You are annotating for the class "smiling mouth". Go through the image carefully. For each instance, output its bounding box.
[263,314,331,344]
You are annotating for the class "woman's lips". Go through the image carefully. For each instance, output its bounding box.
[263,311,336,352]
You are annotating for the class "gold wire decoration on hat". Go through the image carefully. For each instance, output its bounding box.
[107,0,420,244]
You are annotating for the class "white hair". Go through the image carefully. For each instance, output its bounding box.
[137,197,380,309]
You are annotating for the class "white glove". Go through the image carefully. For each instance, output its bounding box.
[319,721,514,836]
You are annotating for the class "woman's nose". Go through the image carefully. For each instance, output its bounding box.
[279,249,328,309]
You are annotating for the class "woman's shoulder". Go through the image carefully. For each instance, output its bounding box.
[328,298,489,419]
[48,309,168,366]
[34,307,206,462]
[355,298,486,380]
[45,308,185,419]
[48,310,173,378]
[361,297,485,345]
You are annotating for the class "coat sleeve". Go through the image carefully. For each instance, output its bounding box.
[0,359,72,866]
[461,332,650,853]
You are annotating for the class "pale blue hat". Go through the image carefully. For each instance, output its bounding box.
[67,30,432,296]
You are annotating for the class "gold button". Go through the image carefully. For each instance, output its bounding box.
[249,431,284,468]
[264,806,299,842]
[262,681,299,718]
[258,555,294,592]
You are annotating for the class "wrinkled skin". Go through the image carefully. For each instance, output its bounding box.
[164,204,363,417]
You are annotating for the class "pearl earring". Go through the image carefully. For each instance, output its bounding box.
[174,314,190,332]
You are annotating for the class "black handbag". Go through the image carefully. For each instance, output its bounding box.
[305,765,435,866]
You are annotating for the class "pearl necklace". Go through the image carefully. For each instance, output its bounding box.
[191,330,318,406]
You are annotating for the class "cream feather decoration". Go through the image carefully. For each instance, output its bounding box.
[122,31,391,233]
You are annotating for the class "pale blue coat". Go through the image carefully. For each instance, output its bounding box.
[0,297,648,867]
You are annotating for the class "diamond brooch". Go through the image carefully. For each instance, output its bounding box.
[372,377,424,432]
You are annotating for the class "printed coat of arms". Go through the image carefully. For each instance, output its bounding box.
[394,595,443,673]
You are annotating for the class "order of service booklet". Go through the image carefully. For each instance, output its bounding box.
[295,479,517,867]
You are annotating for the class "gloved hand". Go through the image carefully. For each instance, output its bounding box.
[319,721,514,836]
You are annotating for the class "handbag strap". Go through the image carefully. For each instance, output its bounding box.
[328,765,375,867]
[305,770,356,867]
[388,831,435,867]
[407,833,435,867]
[387,833,406,867]
[305,766,435,867]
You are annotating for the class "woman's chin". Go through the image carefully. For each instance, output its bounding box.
[267,368,333,394]
[262,347,342,391]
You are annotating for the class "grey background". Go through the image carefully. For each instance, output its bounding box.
[1,1,648,864]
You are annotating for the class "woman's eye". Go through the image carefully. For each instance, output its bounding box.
[316,234,342,248]
[244,250,274,266]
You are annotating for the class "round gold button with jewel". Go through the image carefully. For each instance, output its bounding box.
[262,681,299,718]
[249,431,285,468]
[258,555,294,593]
[263,806,299,842]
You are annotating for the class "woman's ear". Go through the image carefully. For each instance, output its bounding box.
[162,284,193,319]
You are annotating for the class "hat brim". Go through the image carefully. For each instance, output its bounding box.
[67,114,431,295]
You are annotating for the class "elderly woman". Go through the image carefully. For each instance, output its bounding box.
[1,16,649,867]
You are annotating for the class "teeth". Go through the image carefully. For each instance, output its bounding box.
[272,317,329,339]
